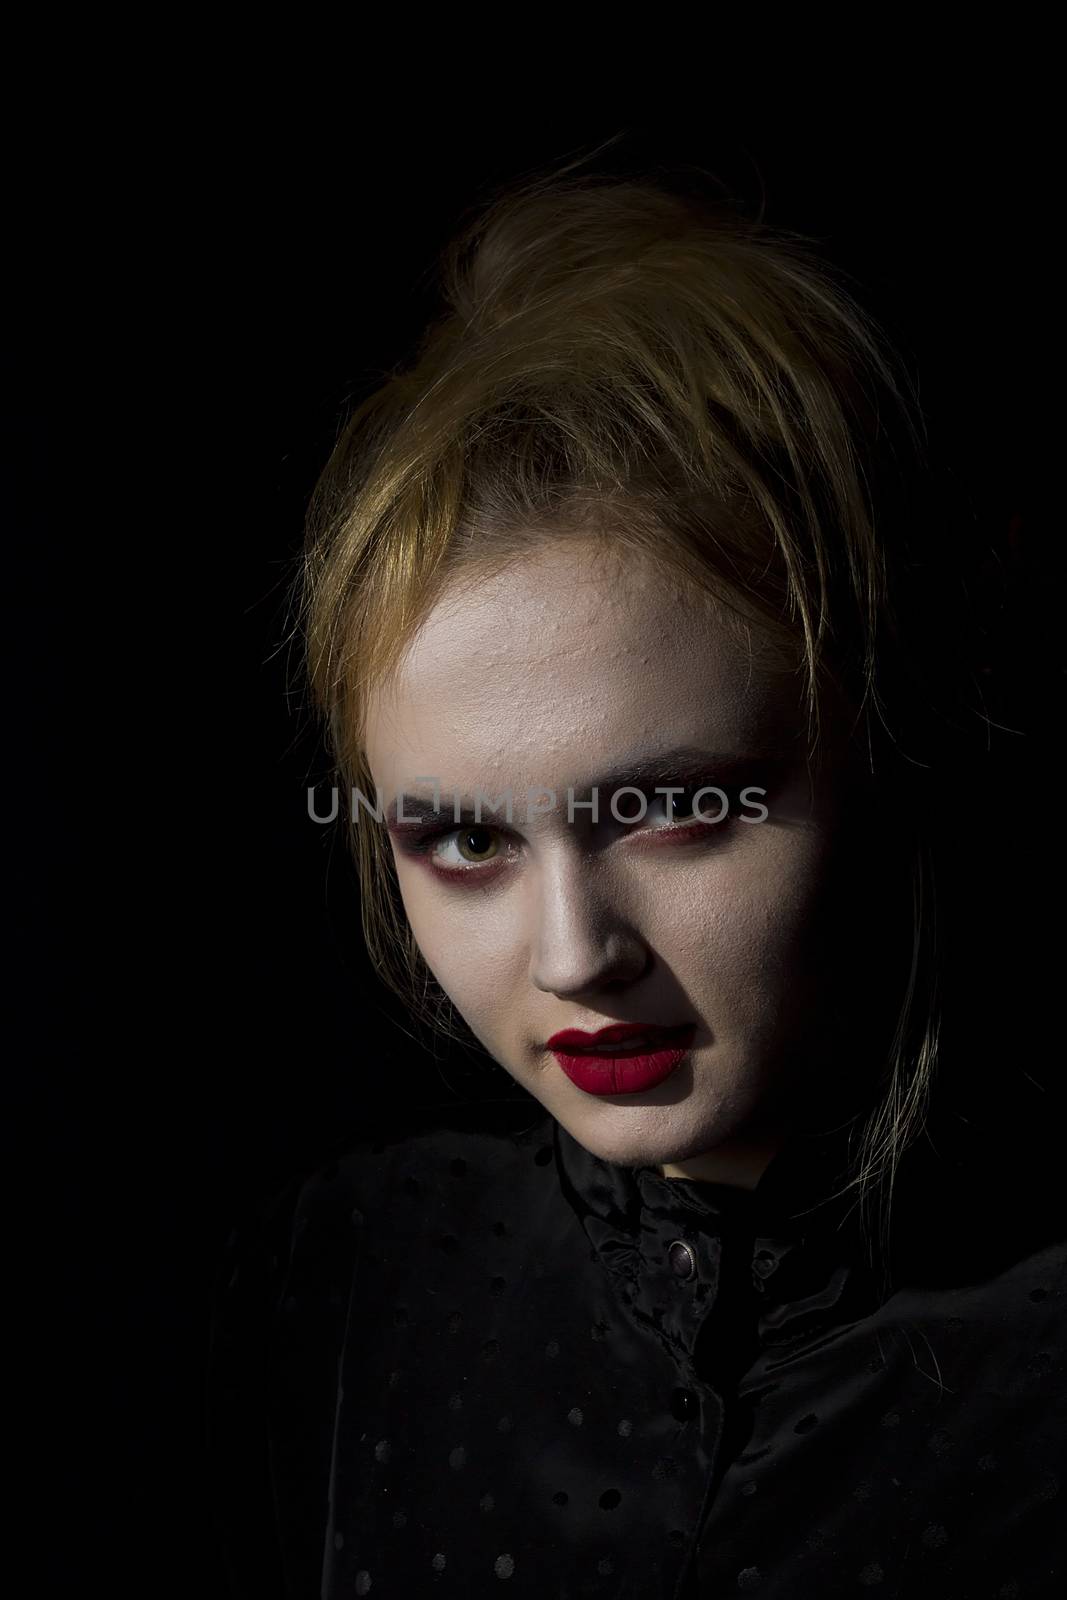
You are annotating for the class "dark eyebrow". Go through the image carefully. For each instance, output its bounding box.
[384,745,792,829]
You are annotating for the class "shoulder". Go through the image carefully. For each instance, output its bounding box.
[298,1094,554,1217]
[874,1138,1067,1392]
[216,1097,555,1307]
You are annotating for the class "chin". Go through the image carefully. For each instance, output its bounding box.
[563,1103,736,1172]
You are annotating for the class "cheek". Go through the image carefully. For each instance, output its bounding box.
[655,830,834,999]
[392,862,525,1013]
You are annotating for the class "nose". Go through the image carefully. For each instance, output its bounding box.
[528,853,650,996]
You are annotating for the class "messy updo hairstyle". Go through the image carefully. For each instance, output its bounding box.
[289,145,992,1285]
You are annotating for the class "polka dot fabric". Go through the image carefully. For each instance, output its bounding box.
[207,1101,1067,1596]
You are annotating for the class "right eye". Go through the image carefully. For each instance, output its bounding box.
[434,825,501,866]
[398,822,521,879]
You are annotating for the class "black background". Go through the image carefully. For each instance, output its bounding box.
[12,88,1060,1592]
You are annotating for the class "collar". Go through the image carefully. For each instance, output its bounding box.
[553,1115,877,1374]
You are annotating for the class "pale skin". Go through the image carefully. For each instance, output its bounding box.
[364,537,870,1191]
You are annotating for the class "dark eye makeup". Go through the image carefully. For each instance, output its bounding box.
[390,777,781,882]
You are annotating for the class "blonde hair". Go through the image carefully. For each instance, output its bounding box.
[289,150,975,1291]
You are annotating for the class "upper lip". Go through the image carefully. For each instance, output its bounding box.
[547,1022,693,1050]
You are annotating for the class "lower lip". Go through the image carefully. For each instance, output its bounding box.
[550,1026,696,1096]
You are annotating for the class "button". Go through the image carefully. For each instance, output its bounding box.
[752,1249,777,1280]
[670,1386,697,1421]
[667,1239,696,1280]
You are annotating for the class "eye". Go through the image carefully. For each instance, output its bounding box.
[400,822,515,876]
[627,783,734,829]
[439,825,500,865]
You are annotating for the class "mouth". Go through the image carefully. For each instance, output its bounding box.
[546,1023,697,1096]
[546,1022,695,1056]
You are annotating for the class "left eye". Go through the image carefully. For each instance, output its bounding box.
[618,784,732,826]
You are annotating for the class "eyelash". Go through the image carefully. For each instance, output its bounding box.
[395,785,763,884]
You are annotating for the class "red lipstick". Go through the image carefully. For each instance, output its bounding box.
[546,1022,696,1095]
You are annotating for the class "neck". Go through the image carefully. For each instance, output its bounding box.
[659,1132,789,1191]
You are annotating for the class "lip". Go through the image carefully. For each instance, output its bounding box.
[547,1022,696,1096]
[547,1022,692,1049]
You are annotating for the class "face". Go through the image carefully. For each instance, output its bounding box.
[363,538,870,1185]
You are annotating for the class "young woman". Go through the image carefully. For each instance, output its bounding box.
[206,157,1064,1597]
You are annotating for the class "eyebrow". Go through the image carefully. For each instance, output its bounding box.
[384,745,792,829]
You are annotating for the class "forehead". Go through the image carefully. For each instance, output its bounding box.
[364,541,803,784]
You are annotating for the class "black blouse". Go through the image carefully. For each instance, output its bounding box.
[206,1097,1067,1597]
